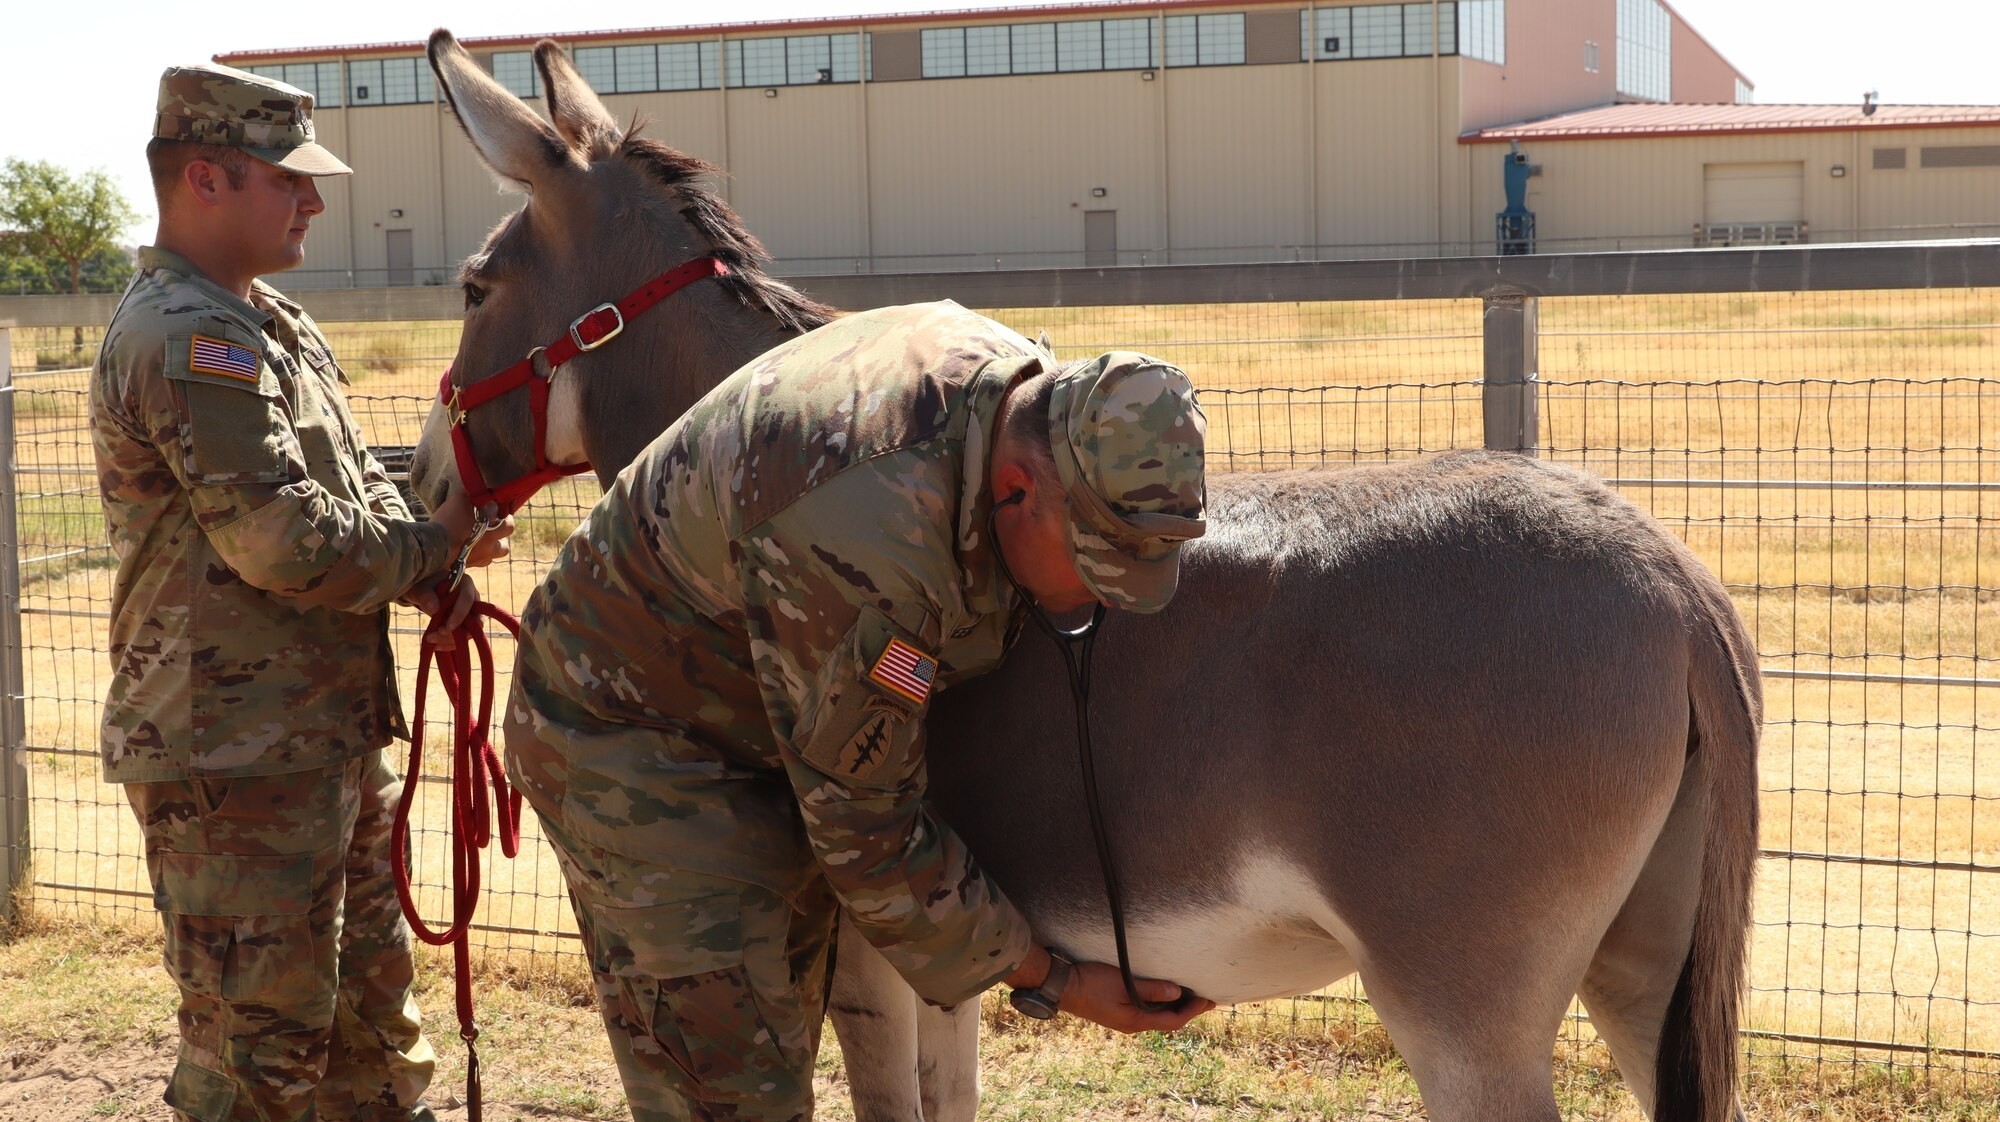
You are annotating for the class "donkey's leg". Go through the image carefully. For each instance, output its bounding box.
[828,914,925,1122]
[1576,750,1708,1119]
[914,998,980,1122]
[1362,953,1578,1122]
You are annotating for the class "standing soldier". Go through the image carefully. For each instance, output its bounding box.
[91,63,507,1122]
[506,300,1215,1121]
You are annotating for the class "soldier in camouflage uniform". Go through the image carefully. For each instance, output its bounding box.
[92,64,507,1122]
[506,300,1214,1120]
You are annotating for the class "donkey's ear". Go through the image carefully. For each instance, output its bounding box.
[428,28,570,188]
[535,40,623,161]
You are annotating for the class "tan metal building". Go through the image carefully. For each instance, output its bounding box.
[214,0,1997,289]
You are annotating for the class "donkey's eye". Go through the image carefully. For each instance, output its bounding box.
[463,283,486,309]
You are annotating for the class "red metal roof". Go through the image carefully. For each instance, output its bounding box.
[1463,102,2000,143]
[215,0,1251,64]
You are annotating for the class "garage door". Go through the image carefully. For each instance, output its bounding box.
[1702,162,1805,245]
[1703,162,1804,225]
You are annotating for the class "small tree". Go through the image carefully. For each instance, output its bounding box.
[0,159,137,296]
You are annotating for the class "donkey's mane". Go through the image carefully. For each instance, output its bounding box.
[620,131,837,336]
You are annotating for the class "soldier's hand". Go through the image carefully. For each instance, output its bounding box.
[1059,961,1215,1034]
[464,514,515,568]
[405,577,481,650]
[429,487,478,559]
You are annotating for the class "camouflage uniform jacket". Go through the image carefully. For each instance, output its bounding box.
[92,246,452,783]
[515,301,1050,1004]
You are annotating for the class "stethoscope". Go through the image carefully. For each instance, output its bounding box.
[987,489,1194,1015]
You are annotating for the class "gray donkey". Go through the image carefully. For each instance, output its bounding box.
[410,32,1758,1122]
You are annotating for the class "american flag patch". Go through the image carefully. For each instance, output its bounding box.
[868,637,938,706]
[189,335,260,381]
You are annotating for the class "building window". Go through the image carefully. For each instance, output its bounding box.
[1014,24,1058,73]
[1302,5,1460,61]
[1584,40,1599,73]
[575,48,616,91]
[1616,0,1671,101]
[1735,77,1754,104]
[729,38,787,87]
[1057,21,1105,71]
[347,56,436,105]
[1401,3,1454,55]
[1349,6,1404,58]
[922,28,968,78]
[965,25,1012,76]
[1103,19,1155,69]
[1166,13,1246,67]
[923,18,1154,78]
[1873,147,1907,170]
[490,52,541,99]
[718,34,861,88]
[248,62,343,108]
[1458,0,1504,65]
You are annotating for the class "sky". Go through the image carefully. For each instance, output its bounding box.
[2,0,1995,242]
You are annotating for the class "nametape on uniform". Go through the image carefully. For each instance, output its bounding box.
[868,637,938,706]
[189,335,260,381]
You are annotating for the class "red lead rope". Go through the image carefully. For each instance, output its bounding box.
[390,594,524,1122]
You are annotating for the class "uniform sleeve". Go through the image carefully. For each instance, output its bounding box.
[739,490,1034,1006]
[358,445,416,520]
[139,334,450,613]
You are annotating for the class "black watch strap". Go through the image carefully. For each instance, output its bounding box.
[1008,949,1074,1020]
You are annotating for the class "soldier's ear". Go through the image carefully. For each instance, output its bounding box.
[182,160,224,208]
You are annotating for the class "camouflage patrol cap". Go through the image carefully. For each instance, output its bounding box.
[155,63,351,176]
[1047,352,1207,613]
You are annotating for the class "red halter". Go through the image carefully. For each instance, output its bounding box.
[440,256,731,516]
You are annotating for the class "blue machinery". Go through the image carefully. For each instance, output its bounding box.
[1495,142,1541,255]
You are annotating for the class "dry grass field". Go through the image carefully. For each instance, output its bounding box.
[6,287,1999,1110]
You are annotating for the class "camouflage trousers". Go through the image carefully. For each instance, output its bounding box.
[508,723,838,1122]
[124,750,437,1122]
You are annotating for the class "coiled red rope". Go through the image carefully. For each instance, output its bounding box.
[390,594,523,1122]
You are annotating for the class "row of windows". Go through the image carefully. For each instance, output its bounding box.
[245,63,345,108]
[1615,0,1671,102]
[1302,3,1460,61]
[245,57,436,107]
[921,13,1251,77]
[258,4,1503,108]
[922,18,1159,76]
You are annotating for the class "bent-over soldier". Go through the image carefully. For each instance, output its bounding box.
[506,300,1214,1120]
[92,63,505,1122]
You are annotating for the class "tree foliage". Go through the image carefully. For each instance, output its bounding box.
[0,159,138,295]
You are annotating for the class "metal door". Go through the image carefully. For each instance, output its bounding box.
[1084,210,1117,267]
[385,229,414,287]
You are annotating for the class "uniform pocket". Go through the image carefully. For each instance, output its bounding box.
[155,852,328,1011]
[591,894,797,1105]
[163,1057,237,1122]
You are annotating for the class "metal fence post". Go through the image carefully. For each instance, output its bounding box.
[1480,292,1540,455]
[0,328,28,925]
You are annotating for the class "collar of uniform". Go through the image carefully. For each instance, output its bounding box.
[248,277,303,317]
[952,353,1039,616]
[136,245,274,333]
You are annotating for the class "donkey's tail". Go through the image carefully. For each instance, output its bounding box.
[1655,571,1762,1122]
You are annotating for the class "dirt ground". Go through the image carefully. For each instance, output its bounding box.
[0,1038,632,1122]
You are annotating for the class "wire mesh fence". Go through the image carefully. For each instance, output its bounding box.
[4,267,1997,1096]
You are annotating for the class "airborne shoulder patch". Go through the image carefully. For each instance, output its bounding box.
[188,335,261,382]
[868,636,938,707]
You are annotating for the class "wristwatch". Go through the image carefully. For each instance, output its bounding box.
[1007,948,1074,1020]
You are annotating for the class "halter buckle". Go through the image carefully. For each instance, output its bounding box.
[444,384,467,427]
[570,303,625,352]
